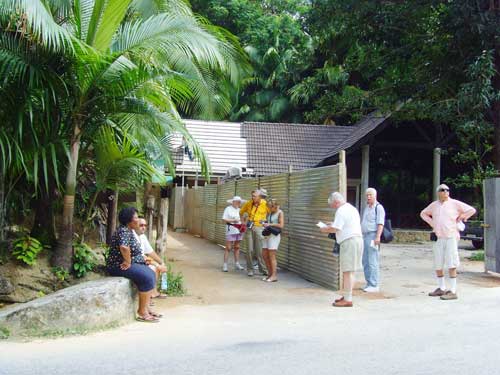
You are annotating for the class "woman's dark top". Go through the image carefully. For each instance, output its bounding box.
[106,225,145,268]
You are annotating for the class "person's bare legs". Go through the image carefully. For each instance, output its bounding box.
[138,290,152,316]
[262,249,271,279]
[343,271,354,302]
[233,241,240,263]
[224,241,232,264]
[268,250,278,281]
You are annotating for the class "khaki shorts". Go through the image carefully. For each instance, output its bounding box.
[433,237,460,270]
[340,236,363,272]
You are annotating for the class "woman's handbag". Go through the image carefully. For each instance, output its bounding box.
[375,204,394,243]
[262,226,281,236]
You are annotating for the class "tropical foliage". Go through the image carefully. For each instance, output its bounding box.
[0,0,246,268]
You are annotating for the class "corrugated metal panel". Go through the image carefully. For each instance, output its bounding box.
[215,182,236,246]
[192,188,202,236]
[288,165,341,290]
[259,173,289,269]
[235,178,259,253]
[203,185,218,242]
[171,187,185,230]
[184,189,193,233]
[174,120,248,175]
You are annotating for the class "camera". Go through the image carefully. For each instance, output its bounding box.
[246,221,254,229]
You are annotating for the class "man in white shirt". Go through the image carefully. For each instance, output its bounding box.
[134,218,167,299]
[320,192,363,307]
[361,188,385,293]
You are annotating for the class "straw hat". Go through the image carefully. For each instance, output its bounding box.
[227,196,246,204]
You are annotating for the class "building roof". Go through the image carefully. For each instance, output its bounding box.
[171,120,248,176]
[241,122,354,176]
[318,112,390,163]
[173,114,389,177]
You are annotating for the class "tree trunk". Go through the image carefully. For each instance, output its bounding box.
[31,195,57,246]
[106,189,119,245]
[53,124,82,270]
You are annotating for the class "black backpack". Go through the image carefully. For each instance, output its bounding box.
[375,204,394,243]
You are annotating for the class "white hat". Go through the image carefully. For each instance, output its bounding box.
[257,188,268,198]
[227,196,246,204]
[436,184,450,192]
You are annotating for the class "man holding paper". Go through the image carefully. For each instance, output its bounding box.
[320,192,363,307]
[361,188,385,293]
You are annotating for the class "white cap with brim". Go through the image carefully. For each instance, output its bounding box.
[436,184,450,192]
[227,196,246,204]
[257,188,268,197]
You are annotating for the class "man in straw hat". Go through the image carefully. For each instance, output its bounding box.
[222,196,247,272]
[420,183,476,300]
[240,189,269,276]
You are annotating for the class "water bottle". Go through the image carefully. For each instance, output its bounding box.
[160,272,168,292]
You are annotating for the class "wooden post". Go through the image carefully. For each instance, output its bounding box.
[433,148,441,200]
[146,195,155,246]
[339,150,347,200]
[156,198,169,257]
[361,145,370,213]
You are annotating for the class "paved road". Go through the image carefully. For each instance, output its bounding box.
[2,233,499,375]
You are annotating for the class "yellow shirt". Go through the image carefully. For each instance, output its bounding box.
[240,200,269,227]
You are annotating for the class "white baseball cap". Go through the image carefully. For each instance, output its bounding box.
[227,196,246,204]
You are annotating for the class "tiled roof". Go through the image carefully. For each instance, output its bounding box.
[318,112,390,163]
[172,114,389,177]
[241,122,354,176]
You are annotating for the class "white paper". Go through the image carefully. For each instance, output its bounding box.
[316,221,328,229]
[370,240,375,248]
[457,221,465,231]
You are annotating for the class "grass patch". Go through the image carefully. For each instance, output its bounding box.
[469,251,485,261]
[0,326,10,339]
[161,264,186,296]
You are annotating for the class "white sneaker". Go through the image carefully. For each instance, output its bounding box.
[222,263,228,272]
[235,263,244,270]
[247,270,254,277]
[253,263,259,270]
[363,286,380,293]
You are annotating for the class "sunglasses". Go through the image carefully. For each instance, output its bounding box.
[438,189,449,192]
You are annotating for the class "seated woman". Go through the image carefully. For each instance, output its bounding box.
[106,207,161,323]
[221,196,246,272]
[262,199,284,282]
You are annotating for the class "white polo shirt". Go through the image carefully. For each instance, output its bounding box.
[133,231,154,255]
[332,203,362,243]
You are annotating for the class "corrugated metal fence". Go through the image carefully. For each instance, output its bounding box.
[181,164,345,290]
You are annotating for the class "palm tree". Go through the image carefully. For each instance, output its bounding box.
[1,0,246,269]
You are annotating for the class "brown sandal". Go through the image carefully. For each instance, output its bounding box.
[136,314,160,323]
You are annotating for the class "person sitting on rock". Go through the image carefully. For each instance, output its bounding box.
[106,207,162,323]
[134,217,167,302]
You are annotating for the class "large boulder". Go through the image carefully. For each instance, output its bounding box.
[0,276,14,295]
[0,277,136,338]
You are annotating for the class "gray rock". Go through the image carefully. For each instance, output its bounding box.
[0,276,14,295]
[0,277,136,338]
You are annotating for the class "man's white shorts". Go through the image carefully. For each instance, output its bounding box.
[433,237,460,270]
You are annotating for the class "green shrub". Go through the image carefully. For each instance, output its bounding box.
[73,242,98,278]
[12,236,44,265]
[52,266,70,282]
[164,264,186,296]
[469,251,485,261]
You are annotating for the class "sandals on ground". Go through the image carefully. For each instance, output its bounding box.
[136,314,160,323]
[149,311,163,318]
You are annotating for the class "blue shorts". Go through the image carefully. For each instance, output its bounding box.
[107,263,156,292]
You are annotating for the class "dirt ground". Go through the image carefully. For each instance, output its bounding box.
[156,232,500,310]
